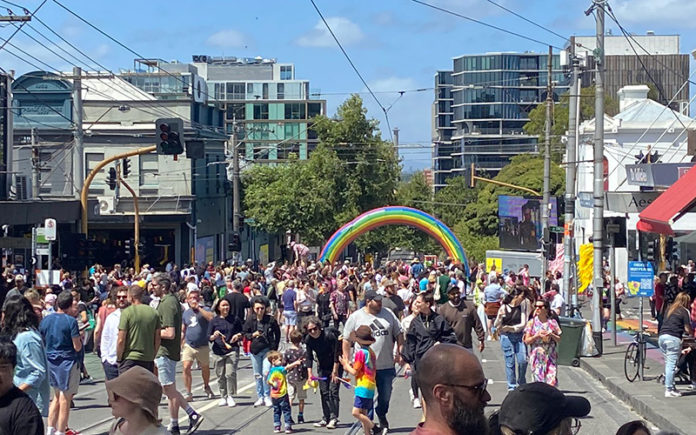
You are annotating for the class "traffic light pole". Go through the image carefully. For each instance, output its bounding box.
[231,117,241,256]
[541,45,553,291]
[117,172,140,273]
[80,145,156,235]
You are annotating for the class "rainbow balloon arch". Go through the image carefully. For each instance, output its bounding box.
[319,206,469,275]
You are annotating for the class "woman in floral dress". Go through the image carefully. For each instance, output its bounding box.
[523,299,562,386]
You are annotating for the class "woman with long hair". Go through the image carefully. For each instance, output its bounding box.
[1,295,51,416]
[208,299,243,407]
[523,299,562,386]
[658,291,693,397]
[494,288,529,391]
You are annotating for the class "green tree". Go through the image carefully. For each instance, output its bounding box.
[433,175,482,228]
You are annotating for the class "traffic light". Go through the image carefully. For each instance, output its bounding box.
[229,232,241,252]
[646,240,656,262]
[124,239,132,256]
[106,167,117,190]
[122,158,131,178]
[542,227,556,259]
[156,118,184,159]
[667,238,680,263]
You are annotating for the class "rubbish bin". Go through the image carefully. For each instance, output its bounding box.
[557,317,585,367]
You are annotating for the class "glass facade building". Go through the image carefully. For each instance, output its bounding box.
[432,53,569,189]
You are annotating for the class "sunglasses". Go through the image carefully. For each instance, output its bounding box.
[307,326,320,333]
[441,378,489,399]
[117,295,128,300]
[535,304,546,309]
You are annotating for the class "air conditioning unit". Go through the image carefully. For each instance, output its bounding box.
[97,196,116,215]
[15,175,28,200]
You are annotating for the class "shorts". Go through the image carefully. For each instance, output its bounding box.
[287,380,307,401]
[52,362,80,396]
[118,359,155,375]
[284,311,297,326]
[155,356,178,386]
[353,396,373,410]
[182,343,210,366]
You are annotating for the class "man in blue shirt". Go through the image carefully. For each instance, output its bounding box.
[39,291,82,435]
[182,287,215,401]
[282,281,298,341]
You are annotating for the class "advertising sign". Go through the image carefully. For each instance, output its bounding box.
[498,195,558,251]
[627,261,655,298]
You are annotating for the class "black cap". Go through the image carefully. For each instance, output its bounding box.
[498,382,591,433]
[364,290,383,302]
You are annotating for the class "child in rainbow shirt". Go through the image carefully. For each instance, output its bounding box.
[267,351,305,434]
[339,325,380,435]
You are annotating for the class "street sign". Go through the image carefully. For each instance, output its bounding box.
[44,218,56,241]
[549,226,563,233]
[627,261,655,298]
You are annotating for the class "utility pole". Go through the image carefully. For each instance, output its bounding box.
[592,0,606,355]
[117,172,141,273]
[232,116,241,257]
[541,45,553,288]
[30,128,39,199]
[564,36,581,316]
[72,66,84,198]
[393,127,399,149]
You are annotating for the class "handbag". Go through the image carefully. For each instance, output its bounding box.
[485,301,501,317]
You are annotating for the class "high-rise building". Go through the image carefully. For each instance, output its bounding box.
[574,33,689,113]
[432,53,569,189]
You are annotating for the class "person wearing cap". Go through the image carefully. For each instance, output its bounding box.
[409,343,490,435]
[181,286,215,402]
[381,280,405,321]
[496,382,590,435]
[343,289,403,434]
[439,284,485,353]
[106,366,166,434]
[339,325,380,435]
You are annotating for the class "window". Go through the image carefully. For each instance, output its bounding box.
[247,83,253,95]
[86,152,105,194]
[284,103,305,120]
[226,103,245,120]
[308,102,321,118]
[280,65,293,80]
[262,83,269,99]
[139,154,159,190]
[253,104,269,119]
[277,83,284,100]
[226,82,245,100]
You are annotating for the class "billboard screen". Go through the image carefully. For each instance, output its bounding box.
[498,195,558,251]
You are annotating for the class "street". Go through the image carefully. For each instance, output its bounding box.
[71,331,658,435]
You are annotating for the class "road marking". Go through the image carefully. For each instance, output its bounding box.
[193,380,257,414]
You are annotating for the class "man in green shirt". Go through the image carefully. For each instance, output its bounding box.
[153,273,204,435]
[437,268,452,305]
[117,284,161,374]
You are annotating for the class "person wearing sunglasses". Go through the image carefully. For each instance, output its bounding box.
[523,299,562,386]
[409,343,491,435]
[100,287,130,381]
[496,382,590,435]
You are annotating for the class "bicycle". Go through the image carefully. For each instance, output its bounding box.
[624,330,649,382]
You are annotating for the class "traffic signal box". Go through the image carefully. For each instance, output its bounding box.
[156,118,184,159]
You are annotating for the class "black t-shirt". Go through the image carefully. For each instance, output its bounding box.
[224,292,251,323]
[0,387,44,435]
[383,295,405,320]
[659,307,691,339]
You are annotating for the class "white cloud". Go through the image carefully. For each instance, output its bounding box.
[206,29,250,49]
[295,17,364,47]
[611,0,696,28]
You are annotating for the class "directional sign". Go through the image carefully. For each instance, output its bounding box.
[627,261,655,298]
[44,218,56,241]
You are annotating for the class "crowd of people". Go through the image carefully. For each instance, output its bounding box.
[0,255,687,435]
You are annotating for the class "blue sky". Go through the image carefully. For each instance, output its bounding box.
[2,0,695,171]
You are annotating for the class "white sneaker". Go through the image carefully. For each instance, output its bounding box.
[326,418,338,429]
[253,398,264,407]
[218,397,228,407]
[413,397,421,409]
[665,389,682,397]
[264,396,273,407]
[690,383,696,391]
[226,396,237,407]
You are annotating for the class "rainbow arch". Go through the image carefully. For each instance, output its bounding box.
[319,206,469,274]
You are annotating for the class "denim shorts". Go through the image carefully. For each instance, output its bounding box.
[284,311,297,326]
[353,396,373,410]
[155,356,178,386]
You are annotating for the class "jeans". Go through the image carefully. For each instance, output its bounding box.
[214,348,240,397]
[375,368,396,422]
[659,334,681,390]
[318,368,340,421]
[251,348,271,399]
[272,395,292,428]
[500,332,528,390]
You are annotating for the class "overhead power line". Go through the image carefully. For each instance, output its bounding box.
[484,0,569,43]
[409,0,563,50]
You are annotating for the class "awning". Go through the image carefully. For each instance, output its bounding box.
[636,165,696,235]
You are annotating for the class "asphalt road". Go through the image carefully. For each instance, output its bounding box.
[70,331,659,435]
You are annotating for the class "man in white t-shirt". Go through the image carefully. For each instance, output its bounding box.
[343,290,403,434]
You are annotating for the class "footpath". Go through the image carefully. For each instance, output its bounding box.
[580,320,693,435]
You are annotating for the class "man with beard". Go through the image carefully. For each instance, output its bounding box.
[100,286,130,380]
[409,344,491,435]
[438,285,485,352]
